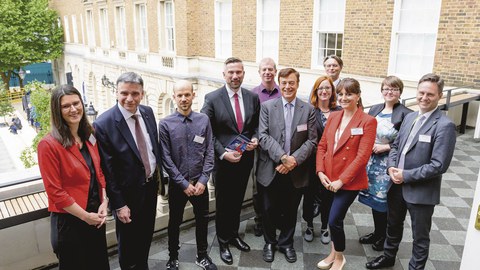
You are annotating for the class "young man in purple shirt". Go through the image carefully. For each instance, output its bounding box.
[250,57,281,237]
[159,80,217,270]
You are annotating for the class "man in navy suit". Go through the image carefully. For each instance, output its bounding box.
[201,57,260,265]
[366,73,456,270]
[94,72,163,270]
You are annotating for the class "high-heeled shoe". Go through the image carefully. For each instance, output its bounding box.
[334,256,346,270]
[317,258,334,269]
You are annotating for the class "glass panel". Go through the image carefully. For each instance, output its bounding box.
[327,33,336,49]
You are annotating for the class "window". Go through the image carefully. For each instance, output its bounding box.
[256,0,280,63]
[388,0,441,80]
[63,16,70,43]
[312,0,346,68]
[99,8,110,48]
[71,15,78,43]
[164,0,175,52]
[215,0,232,59]
[115,6,127,49]
[135,3,149,51]
[86,10,95,46]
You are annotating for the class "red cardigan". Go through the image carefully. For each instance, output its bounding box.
[316,109,377,190]
[38,134,106,213]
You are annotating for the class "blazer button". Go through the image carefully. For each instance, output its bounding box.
[342,157,347,161]
[346,146,350,150]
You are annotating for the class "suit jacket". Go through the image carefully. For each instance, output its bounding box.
[257,98,317,188]
[368,102,413,131]
[316,108,377,190]
[93,104,163,210]
[200,86,260,160]
[388,108,456,205]
[38,134,106,213]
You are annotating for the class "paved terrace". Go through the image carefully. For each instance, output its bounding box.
[40,129,478,270]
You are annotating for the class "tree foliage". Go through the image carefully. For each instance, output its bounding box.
[0,0,63,89]
[20,81,51,167]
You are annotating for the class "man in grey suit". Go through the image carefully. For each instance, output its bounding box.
[201,57,260,265]
[366,73,456,270]
[257,68,317,263]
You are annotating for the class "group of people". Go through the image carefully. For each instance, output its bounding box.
[37,55,456,270]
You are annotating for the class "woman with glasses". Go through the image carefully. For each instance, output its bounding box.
[358,76,412,251]
[37,85,110,270]
[323,55,343,87]
[303,76,341,244]
[316,78,376,270]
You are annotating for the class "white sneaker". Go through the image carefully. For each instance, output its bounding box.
[304,227,314,242]
[320,228,330,244]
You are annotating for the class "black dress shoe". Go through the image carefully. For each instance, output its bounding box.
[254,223,263,237]
[229,237,250,251]
[366,255,395,269]
[219,243,233,265]
[359,232,378,244]
[372,237,385,251]
[279,247,297,263]
[263,243,276,262]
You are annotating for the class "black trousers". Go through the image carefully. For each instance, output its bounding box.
[50,212,109,270]
[303,164,333,229]
[168,183,209,259]
[258,173,303,249]
[326,189,359,252]
[116,181,159,270]
[384,184,435,270]
[214,154,253,244]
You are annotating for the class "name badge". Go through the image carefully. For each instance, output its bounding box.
[419,134,431,143]
[194,135,205,144]
[351,128,363,135]
[88,134,96,146]
[297,124,307,132]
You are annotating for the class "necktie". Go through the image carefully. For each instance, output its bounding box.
[284,103,293,154]
[131,115,151,177]
[233,93,243,132]
[398,115,426,169]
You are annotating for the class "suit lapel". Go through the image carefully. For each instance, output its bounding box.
[139,106,158,158]
[290,99,305,140]
[114,106,142,161]
[334,109,363,154]
[406,109,440,152]
[241,88,251,128]
[67,144,88,169]
[220,87,239,132]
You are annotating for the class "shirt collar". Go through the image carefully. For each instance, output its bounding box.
[418,108,436,121]
[118,103,140,120]
[282,97,296,107]
[175,110,193,122]
[260,83,279,94]
[226,85,243,99]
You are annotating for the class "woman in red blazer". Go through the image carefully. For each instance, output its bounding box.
[316,78,377,270]
[37,85,109,270]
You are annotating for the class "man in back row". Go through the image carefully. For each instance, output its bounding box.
[250,57,281,236]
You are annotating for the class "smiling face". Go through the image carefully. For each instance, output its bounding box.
[259,59,277,85]
[324,58,342,81]
[381,84,401,104]
[279,73,299,103]
[416,81,442,114]
[60,94,84,128]
[117,82,144,114]
[337,88,360,112]
[317,79,333,103]
[223,62,245,92]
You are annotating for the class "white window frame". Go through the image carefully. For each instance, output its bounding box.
[388,0,442,81]
[135,3,149,51]
[63,16,70,43]
[71,15,78,43]
[164,0,175,52]
[115,5,127,49]
[80,14,85,44]
[256,0,280,63]
[214,0,232,59]
[99,8,110,48]
[311,0,346,69]
[86,9,96,46]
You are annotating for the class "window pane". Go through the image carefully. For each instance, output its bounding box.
[327,33,336,49]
